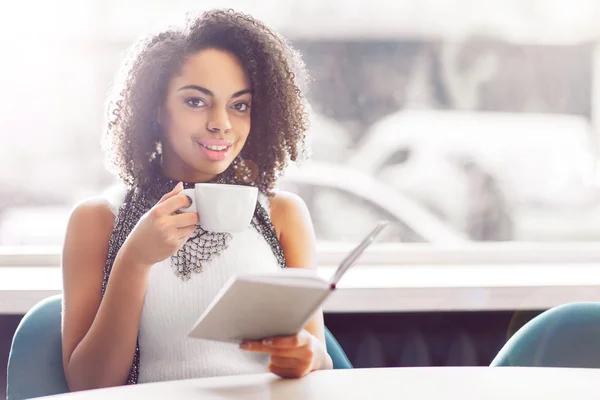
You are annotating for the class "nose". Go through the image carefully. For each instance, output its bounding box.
[206,108,232,134]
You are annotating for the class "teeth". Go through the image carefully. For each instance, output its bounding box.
[202,144,228,151]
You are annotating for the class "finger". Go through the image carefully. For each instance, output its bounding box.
[158,182,184,204]
[155,193,192,215]
[270,355,311,370]
[268,364,308,379]
[177,225,197,240]
[240,342,306,359]
[240,341,276,355]
[261,332,311,349]
[172,212,199,228]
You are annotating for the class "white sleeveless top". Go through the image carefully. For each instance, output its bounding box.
[106,187,280,383]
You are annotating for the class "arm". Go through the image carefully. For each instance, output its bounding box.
[62,183,197,391]
[241,191,333,377]
[61,198,150,391]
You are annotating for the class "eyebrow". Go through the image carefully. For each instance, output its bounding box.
[177,85,252,99]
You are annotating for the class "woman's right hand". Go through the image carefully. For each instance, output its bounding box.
[119,182,199,267]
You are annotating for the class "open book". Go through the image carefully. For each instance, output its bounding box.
[188,221,388,343]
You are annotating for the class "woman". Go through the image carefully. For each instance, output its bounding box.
[61,9,332,391]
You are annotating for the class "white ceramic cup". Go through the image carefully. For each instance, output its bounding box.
[179,184,258,233]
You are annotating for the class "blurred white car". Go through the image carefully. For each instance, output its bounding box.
[348,109,600,241]
[279,162,467,245]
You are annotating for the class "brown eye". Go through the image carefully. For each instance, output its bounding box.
[185,98,206,108]
[233,102,250,112]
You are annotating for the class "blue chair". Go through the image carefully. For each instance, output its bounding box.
[491,302,600,368]
[7,295,68,400]
[7,295,352,400]
[326,327,353,370]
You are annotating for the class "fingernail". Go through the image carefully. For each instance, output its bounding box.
[262,339,272,345]
[239,342,250,350]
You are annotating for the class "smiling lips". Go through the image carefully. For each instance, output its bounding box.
[196,139,233,161]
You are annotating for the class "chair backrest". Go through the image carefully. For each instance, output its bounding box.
[325,326,353,369]
[6,295,68,400]
[490,302,600,368]
[6,295,352,399]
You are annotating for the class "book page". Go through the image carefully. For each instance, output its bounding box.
[189,279,330,343]
[330,220,389,286]
[239,268,328,289]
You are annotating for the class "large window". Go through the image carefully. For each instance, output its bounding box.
[2,0,600,254]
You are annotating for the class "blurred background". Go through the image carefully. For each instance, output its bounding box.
[3,0,600,247]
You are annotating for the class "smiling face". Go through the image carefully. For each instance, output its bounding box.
[159,48,252,183]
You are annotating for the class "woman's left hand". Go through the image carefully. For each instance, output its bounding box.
[240,330,325,378]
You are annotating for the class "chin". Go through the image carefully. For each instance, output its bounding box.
[194,159,234,177]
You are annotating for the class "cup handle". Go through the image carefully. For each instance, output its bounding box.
[179,189,196,213]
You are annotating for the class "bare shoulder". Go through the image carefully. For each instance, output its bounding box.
[67,197,116,235]
[268,190,312,235]
[269,190,315,270]
[63,197,116,272]
[269,189,306,209]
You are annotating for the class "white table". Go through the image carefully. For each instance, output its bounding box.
[45,367,600,400]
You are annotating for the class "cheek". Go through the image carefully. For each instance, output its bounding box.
[165,109,200,142]
[233,115,251,141]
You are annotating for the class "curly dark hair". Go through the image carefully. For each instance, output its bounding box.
[104,9,310,194]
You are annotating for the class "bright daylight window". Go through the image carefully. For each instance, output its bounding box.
[1,0,600,265]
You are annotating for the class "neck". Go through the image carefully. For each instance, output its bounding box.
[160,154,217,184]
